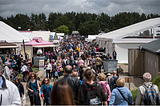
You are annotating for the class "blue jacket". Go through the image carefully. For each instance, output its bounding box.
[41,84,53,99]
[109,87,134,105]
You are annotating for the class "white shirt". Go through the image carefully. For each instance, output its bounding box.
[21,65,27,72]
[45,63,52,70]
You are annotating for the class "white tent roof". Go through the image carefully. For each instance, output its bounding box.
[85,35,98,42]
[30,31,51,42]
[57,33,64,36]
[0,21,30,43]
[19,31,32,39]
[97,18,160,43]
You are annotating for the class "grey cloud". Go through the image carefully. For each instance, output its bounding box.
[0,0,160,18]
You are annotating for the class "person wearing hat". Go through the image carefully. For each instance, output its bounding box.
[0,65,21,105]
[106,72,112,84]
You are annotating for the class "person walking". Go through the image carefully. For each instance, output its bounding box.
[0,65,21,105]
[50,81,75,105]
[109,78,134,105]
[109,71,119,91]
[26,72,41,105]
[95,55,102,73]
[21,62,28,81]
[78,69,107,105]
[41,78,53,105]
[45,61,52,79]
[135,72,160,105]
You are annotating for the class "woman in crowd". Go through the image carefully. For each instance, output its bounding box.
[109,78,134,105]
[78,69,107,105]
[50,81,75,105]
[98,73,111,104]
[26,72,41,105]
[15,78,24,98]
[41,78,53,105]
[51,59,57,81]
[56,63,63,77]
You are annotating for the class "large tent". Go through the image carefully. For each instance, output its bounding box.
[0,21,30,45]
[96,18,160,63]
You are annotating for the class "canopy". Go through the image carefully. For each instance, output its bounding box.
[21,37,53,47]
[85,35,98,42]
[0,40,18,48]
[0,21,30,43]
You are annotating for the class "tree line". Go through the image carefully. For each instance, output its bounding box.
[0,12,159,35]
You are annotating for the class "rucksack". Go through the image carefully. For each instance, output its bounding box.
[87,83,102,105]
[79,82,102,105]
[143,84,157,105]
[99,82,109,100]
[113,76,119,88]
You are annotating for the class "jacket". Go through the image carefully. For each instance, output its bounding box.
[41,84,53,99]
[0,75,21,105]
[95,57,102,66]
[135,82,160,105]
[59,74,80,99]
[98,81,111,101]
[109,87,134,105]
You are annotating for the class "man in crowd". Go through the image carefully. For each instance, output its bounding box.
[0,66,21,105]
[95,55,102,73]
[59,65,80,103]
[109,70,119,91]
[135,72,160,105]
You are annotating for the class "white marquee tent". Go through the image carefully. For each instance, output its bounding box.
[96,18,160,63]
[0,21,30,43]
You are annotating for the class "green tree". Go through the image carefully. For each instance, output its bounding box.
[54,25,69,34]
[78,20,100,36]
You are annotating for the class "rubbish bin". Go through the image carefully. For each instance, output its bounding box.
[103,60,118,72]
[33,56,45,67]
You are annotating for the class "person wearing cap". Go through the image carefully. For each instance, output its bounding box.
[0,66,21,105]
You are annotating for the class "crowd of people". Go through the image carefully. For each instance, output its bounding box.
[0,35,159,105]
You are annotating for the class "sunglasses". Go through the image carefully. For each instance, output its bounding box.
[45,80,48,81]
[31,76,34,77]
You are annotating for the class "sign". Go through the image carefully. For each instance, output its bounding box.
[39,59,44,71]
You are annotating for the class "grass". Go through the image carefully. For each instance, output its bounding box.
[131,89,138,102]
[118,63,128,65]
[18,67,39,78]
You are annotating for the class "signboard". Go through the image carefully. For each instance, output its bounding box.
[39,59,44,71]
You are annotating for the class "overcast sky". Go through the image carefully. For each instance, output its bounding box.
[0,0,160,18]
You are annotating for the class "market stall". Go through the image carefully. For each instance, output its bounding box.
[21,37,58,61]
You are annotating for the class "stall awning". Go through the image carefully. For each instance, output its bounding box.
[32,45,59,48]
[0,46,18,48]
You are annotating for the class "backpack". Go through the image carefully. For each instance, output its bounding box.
[79,82,102,105]
[99,82,109,100]
[113,76,119,88]
[143,84,157,105]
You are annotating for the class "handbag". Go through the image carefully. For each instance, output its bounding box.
[117,89,133,105]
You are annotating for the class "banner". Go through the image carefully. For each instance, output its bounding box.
[39,59,44,71]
